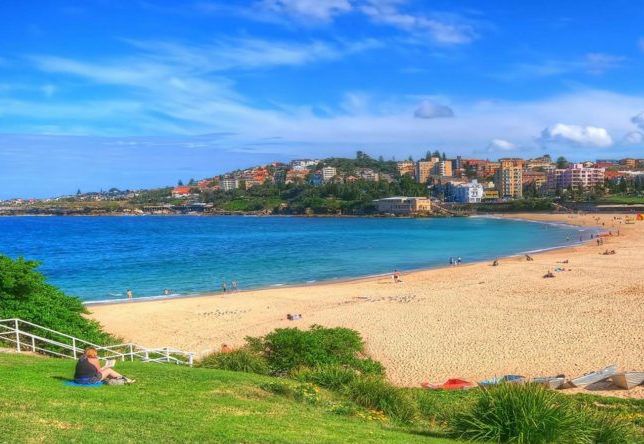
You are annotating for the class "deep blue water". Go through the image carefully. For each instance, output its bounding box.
[0,216,592,302]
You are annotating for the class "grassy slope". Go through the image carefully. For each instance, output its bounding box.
[0,353,453,444]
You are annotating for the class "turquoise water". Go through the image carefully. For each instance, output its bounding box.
[0,216,591,302]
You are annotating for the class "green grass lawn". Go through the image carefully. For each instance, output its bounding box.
[597,195,644,205]
[0,353,454,444]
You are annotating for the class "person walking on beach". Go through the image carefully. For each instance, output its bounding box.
[127,289,133,300]
[232,280,238,292]
[393,270,401,283]
[457,257,462,265]
[221,282,227,293]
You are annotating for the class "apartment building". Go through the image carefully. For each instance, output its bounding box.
[220,178,239,191]
[321,166,337,181]
[397,161,416,178]
[546,164,605,191]
[495,158,525,198]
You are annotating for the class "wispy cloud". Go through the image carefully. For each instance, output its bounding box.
[359,1,478,45]
[498,52,625,80]
[258,0,353,22]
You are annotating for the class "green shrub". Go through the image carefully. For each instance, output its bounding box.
[260,381,322,405]
[346,376,418,423]
[250,325,366,374]
[199,348,269,374]
[413,389,473,425]
[449,383,592,444]
[349,357,386,377]
[0,255,113,345]
[585,412,634,444]
[292,365,358,391]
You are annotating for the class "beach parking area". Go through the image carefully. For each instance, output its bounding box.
[89,213,644,397]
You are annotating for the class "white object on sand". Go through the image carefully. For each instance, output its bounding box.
[567,364,618,388]
[611,372,644,390]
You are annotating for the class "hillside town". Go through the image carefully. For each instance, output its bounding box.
[2,152,643,216]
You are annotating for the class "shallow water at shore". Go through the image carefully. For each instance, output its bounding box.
[0,215,590,301]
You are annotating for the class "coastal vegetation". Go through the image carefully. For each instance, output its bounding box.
[198,326,642,441]
[1,259,642,442]
[0,255,113,345]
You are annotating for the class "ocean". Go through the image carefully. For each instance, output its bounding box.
[0,215,591,302]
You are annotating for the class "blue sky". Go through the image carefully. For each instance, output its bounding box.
[1,0,643,198]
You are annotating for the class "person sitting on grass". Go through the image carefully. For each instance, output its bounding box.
[74,347,135,384]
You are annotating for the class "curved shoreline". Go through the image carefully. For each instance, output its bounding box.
[88,212,643,398]
[85,215,599,306]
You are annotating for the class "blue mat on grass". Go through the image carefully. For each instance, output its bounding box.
[64,380,104,388]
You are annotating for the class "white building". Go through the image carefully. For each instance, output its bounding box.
[220,177,239,191]
[321,166,337,181]
[290,159,319,168]
[357,168,379,182]
[451,180,484,203]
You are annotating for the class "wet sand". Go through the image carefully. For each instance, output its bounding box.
[89,213,644,398]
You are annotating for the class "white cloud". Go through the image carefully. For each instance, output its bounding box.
[500,52,624,80]
[259,0,352,21]
[622,131,643,145]
[414,100,454,119]
[252,0,478,45]
[631,111,644,130]
[487,138,516,151]
[360,1,477,45]
[539,123,613,147]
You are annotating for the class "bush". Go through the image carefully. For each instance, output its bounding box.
[349,357,386,377]
[292,365,358,391]
[199,348,269,375]
[251,325,366,374]
[584,412,634,444]
[449,383,592,444]
[414,389,473,425]
[0,255,113,345]
[260,381,322,405]
[345,376,417,423]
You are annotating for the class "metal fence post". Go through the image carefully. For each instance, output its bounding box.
[165,347,170,363]
[14,319,21,353]
[188,354,193,367]
[129,344,134,361]
[31,336,36,352]
[72,338,77,359]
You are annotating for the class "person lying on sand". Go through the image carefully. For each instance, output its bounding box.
[543,270,555,278]
[525,254,534,261]
[492,259,499,266]
[74,347,135,385]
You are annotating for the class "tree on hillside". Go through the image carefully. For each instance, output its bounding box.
[76,189,81,195]
[432,150,441,158]
[188,178,196,185]
[0,255,113,344]
[442,152,447,160]
[556,156,569,169]
[177,179,184,186]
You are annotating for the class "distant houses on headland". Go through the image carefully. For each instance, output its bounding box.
[2,154,643,216]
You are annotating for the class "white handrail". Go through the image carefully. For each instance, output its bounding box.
[0,318,195,366]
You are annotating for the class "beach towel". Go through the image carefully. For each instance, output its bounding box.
[64,380,104,388]
[422,378,474,390]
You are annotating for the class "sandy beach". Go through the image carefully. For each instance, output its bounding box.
[89,212,644,397]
